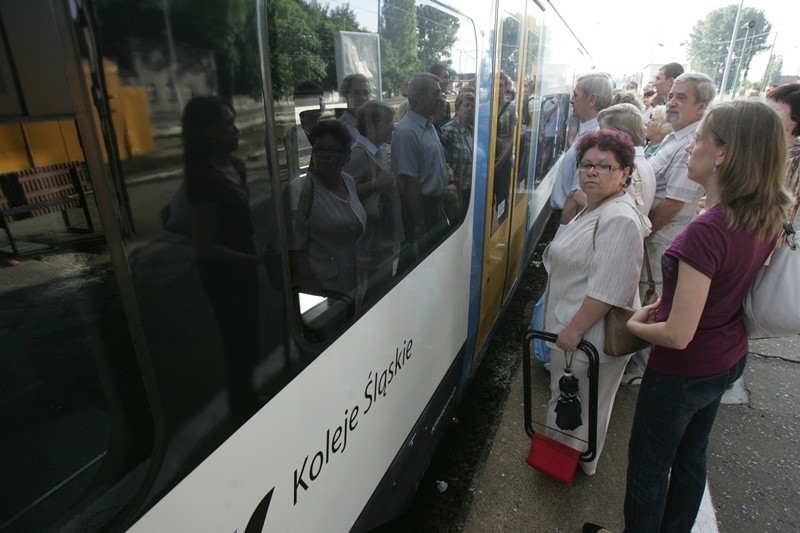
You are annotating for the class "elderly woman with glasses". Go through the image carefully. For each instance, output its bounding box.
[542,129,647,476]
[286,120,366,299]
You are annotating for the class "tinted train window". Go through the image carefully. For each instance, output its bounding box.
[271,0,477,340]
[88,0,281,511]
[0,4,152,530]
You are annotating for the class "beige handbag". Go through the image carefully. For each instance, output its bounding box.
[603,245,657,356]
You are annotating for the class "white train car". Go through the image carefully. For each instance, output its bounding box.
[0,0,590,530]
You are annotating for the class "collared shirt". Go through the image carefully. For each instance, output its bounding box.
[648,120,703,242]
[550,117,599,209]
[441,118,474,190]
[391,110,448,196]
[338,112,359,141]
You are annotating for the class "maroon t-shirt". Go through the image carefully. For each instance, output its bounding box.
[648,206,776,376]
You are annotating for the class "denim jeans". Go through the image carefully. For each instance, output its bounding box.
[624,355,747,532]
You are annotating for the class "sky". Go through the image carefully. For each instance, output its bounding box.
[556,0,800,83]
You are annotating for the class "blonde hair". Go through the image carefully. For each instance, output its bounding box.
[611,89,645,111]
[598,103,646,145]
[649,106,673,137]
[703,100,792,240]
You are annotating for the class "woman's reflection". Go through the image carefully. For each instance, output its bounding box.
[183,96,263,424]
[286,120,366,303]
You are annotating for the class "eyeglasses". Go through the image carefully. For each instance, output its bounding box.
[577,162,623,174]
[313,145,348,155]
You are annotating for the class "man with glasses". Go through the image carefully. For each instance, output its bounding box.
[339,73,372,140]
[623,72,716,386]
[392,72,448,269]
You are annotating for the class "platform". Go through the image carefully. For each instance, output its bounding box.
[462,336,800,532]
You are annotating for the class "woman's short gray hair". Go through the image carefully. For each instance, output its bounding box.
[598,103,646,146]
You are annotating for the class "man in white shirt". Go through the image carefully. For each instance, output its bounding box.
[624,72,717,384]
[551,73,614,217]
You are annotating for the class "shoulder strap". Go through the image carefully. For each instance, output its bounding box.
[497,101,511,127]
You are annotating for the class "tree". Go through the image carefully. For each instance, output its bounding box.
[416,5,459,72]
[267,0,327,100]
[304,2,364,90]
[761,55,783,88]
[687,5,771,93]
[380,0,418,94]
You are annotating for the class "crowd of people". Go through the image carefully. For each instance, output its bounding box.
[282,66,478,311]
[539,64,799,532]
[178,62,800,528]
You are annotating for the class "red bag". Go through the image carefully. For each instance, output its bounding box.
[525,432,582,485]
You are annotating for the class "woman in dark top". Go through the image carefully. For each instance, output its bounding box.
[183,96,263,423]
[611,100,791,531]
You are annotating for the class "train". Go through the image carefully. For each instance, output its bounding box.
[0,0,591,530]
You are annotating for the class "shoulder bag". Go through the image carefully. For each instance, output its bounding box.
[591,202,656,356]
[604,246,657,356]
[743,186,800,339]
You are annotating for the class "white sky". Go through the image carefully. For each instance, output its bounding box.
[557,0,800,83]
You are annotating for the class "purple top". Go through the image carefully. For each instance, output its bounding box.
[649,206,776,376]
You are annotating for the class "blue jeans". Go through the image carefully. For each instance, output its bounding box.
[624,356,746,532]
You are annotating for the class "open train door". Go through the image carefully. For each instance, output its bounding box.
[475,0,543,353]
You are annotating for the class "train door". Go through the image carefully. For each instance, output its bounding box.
[475,0,542,350]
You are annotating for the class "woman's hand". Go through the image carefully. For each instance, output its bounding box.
[628,299,660,325]
[556,323,583,352]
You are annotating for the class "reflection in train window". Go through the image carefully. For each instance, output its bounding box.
[272,0,477,342]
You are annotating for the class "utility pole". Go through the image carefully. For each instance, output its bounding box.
[731,20,755,99]
[719,0,744,101]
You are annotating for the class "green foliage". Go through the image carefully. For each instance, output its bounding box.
[500,16,521,79]
[769,57,784,85]
[380,0,419,95]
[267,0,327,99]
[687,5,771,92]
[416,5,459,72]
[301,2,363,90]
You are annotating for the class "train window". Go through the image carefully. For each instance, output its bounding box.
[519,26,541,188]
[273,0,477,341]
[0,2,156,529]
[487,15,521,230]
[85,0,285,510]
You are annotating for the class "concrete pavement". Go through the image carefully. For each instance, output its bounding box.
[462,336,800,532]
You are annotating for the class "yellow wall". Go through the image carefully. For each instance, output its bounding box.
[0,124,31,173]
[1,58,155,174]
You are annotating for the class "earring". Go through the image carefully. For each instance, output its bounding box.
[713,165,717,173]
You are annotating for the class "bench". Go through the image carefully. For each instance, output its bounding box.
[0,162,95,255]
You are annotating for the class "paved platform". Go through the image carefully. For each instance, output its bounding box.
[463,336,800,532]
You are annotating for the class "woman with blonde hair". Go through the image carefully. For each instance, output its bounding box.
[614,100,792,531]
[644,105,672,158]
[597,103,656,217]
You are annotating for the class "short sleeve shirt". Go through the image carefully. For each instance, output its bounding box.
[186,159,254,255]
[649,121,704,241]
[550,118,598,209]
[648,206,777,376]
[391,110,448,196]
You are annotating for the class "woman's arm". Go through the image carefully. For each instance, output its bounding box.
[191,203,261,264]
[556,296,612,352]
[627,260,710,349]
